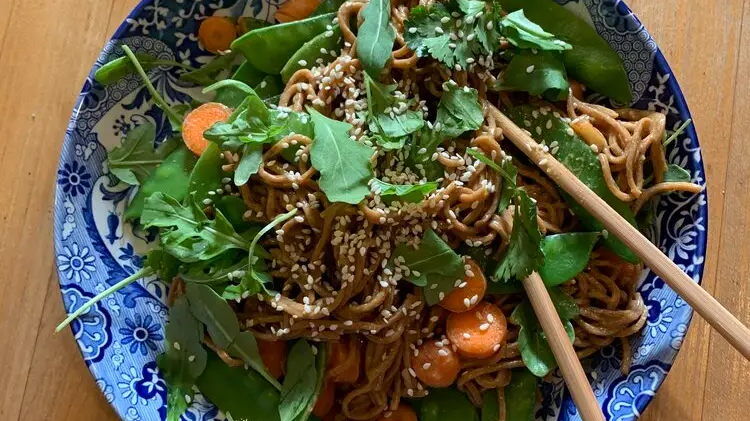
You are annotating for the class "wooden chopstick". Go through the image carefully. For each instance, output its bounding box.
[488,102,750,360]
[523,272,605,421]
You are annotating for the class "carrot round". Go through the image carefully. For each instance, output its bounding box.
[328,340,360,383]
[256,338,287,379]
[446,302,507,359]
[377,405,418,421]
[182,102,232,156]
[411,339,461,388]
[198,16,238,53]
[439,259,487,313]
[275,0,322,23]
[312,380,336,417]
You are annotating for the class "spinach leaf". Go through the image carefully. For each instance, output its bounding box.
[142,193,249,262]
[124,145,198,221]
[107,122,160,185]
[420,387,479,421]
[509,287,579,377]
[308,107,374,204]
[369,179,438,204]
[493,188,545,283]
[663,164,692,182]
[232,13,336,74]
[180,51,238,86]
[279,340,319,421]
[364,73,424,140]
[196,351,281,421]
[215,195,255,232]
[235,143,264,186]
[435,82,484,138]
[311,0,346,16]
[393,229,465,305]
[147,249,181,283]
[358,0,396,76]
[255,75,285,99]
[281,28,343,82]
[480,389,499,421]
[158,296,208,388]
[504,368,537,421]
[498,51,569,100]
[538,232,599,286]
[499,10,572,52]
[95,51,193,85]
[187,143,225,205]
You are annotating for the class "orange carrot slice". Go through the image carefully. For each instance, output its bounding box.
[275,0,322,23]
[198,16,238,53]
[377,405,419,421]
[411,339,461,388]
[182,102,232,156]
[446,302,507,359]
[439,259,487,313]
[256,338,287,379]
[328,340,360,383]
[312,379,336,417]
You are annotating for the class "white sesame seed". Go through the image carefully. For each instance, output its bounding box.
[487,314,495,323]
[435,27,444,34]
[409,27,418,33]
[493,344,501,352]
[463,298,471,308]
[173,342,181,351]
[188,355,195,362]
[438,349,449,356]
[479,323,490,331]
[422,362,431,370]
[462,332,471,339]
[408,368,417,377]
[526,65,535,73]
[486,20,493,30]
[298,59,307,66]
[438,292,445,300]
[602,229,609,239]
[440,16,450,23]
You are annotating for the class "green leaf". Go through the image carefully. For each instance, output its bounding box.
[108,122,160,185]
[499,51,569,100]
[308,107,374,204]
[158,296,208,388]
[146,249,180,282]
[180,52,238,86]
[465,148,517,192]
[663,119,692,148]
[369,179,438,204]
[255,75,285,99]
[364,73,424,142]
[663,164,692,182]
[227,332,268,378]
[493,189,545,283]
[281,28,343,83]
[538,232,599,286]
[185,283,240,349]
[165,386,190,421]
[94,52,192,85]
[279,341,319,421]
[124,145,198,221]
[480,389,499,421]
[509,287,578,377]
[504,368,537,421]
[187,143,225,205]
[435,82,484,138]
[358,0,396,75]
[215,196,256,232]
[196,351,282,421]
[142,193,249,262]
[420,387,479,421]
[235,143,264,186]
[296,344,329,421]
[393,229,465,305]
[499,10,572,51]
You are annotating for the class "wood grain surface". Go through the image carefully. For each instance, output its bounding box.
[0,0,748,420]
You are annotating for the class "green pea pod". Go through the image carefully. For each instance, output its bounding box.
[123,145,197,221]
[187,143,224,206]
[504,369,537,421]
[498,0,632,103]
[420,387,479,421]
[281,27,343,83]
[506,105,639,262]
[231,13,336,74]
[196,350,281,421]
[255,75,285,99]
[538,232,600,286]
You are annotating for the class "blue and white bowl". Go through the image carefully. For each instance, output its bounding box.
[53,1,708,420]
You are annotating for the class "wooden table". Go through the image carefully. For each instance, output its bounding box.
[0,0,748,420]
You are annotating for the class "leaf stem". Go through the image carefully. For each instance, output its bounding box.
[55,267,155,333]
[663,118,692,148]
[121,45,183,125]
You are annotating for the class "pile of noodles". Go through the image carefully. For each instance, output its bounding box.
[169,0,703,419]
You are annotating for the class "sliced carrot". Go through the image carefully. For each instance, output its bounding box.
[439,259,487,313]
[312,380,336,417]
[182,102,232,156]
[328,340,360,383]
[256,338,287,379]
[377,405,419,421]
[446,302,507,359]
[198,16,238,53]
[411,339,461,388]
[275,0,322,23]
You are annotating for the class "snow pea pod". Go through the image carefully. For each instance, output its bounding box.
[280,27,342,83]
[187,142,224,205]
[538,232,600,286]
[498,0,631,103]
[420,387,479,421]
[506,105,639,262]
[231,13,336,74]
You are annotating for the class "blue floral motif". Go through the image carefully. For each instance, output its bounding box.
[119,243,145,271]
[135,361,166,400]
[60,284,112,364]
[119,366,148,406]
[645,298,675,338]
[120,314,164,356]
[57,160,92,197]
[670,323,688,350]
[97,378,116,403]
[57,242,97,283]
[604,364,669,421]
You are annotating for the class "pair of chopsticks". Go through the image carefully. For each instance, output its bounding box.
[489,102,750,421]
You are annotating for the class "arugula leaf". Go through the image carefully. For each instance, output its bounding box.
[242,209,298,293]
[147,249,180,282]
[509,287,579,377]
[107,122,160,185]
[663,164,692,182]
[364,73,424,142]
[404,0,501,69]
[235,143,264,186]
[165,386,190,421]
[504,368,537,421]
[499,10,572,51]
[393,229,465,305]
[498,51,569,100]
[369,179,438,204]
[435,82,484,138]
[493,188,545,282]
[279,340,319,421]
[142,193,249,262]
[358,0,396,75]
[308,107,374,204]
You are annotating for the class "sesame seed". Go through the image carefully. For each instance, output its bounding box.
[493,344,501,352]
[546,120,553,129]
[173,342,181,351]
[602,229,609,239]
[539,158,548,166]
[435,27,444,34]
[298,59,307,66]
[438,349,449,356]
[409,27,418,33]
[408,368,417,377]
[590,144,600,153]
[439,292,445,300]
[466,33,475,41]
[479,323,490,331]
[526,65,535,73]
[422,362,431,370]
[440,16,450,23]
[487,314,495,323]
[462,332,471,339]
[463,298,471,308]
[486,21,493,30]
[188,355,195,362]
